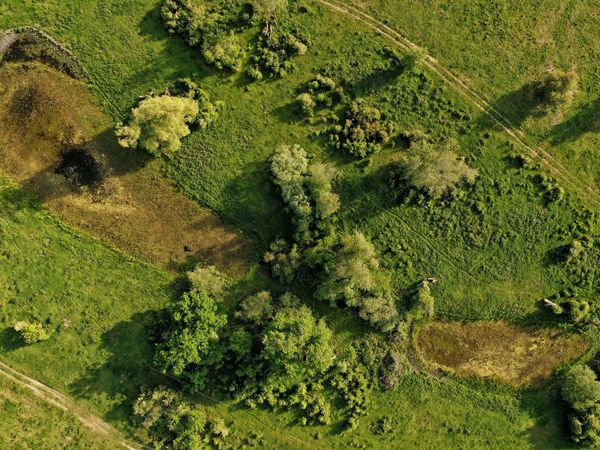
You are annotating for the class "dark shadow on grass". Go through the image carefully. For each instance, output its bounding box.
[549,97,600,145]
[0,328,26,352]
[69,310,172,423]
[485,81,545,130]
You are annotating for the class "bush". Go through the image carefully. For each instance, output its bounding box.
[116,95,199,156]
[407,281,435,321]
[331,99,395,158]
[252,30,309,78]
[296,92,315,116]
[13,321,50,344]
[390,139,478,199]
[567,299,591,324]
[236,291,274,324]
[307,163,340,220]
[263,239,302,283]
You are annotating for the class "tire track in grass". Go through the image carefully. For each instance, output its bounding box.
[0,360,143,450]
[315,0,600,211]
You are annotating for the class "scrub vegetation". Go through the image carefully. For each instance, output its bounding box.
[0,0,599,448]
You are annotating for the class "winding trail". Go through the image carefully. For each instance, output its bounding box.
[316,0,600,211]
[0,360,141,449]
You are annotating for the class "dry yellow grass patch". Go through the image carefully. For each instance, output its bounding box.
[0,62,250,275]
[415,321,590,387]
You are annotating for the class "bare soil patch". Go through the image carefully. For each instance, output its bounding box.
[0,62,251,275]
[415,321,590,387]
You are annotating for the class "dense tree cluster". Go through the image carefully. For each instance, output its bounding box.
[250,29,308,79]
[561,366,600,445]
[330,99,396,158]
[116,79,221,156]
[389,139,478,199]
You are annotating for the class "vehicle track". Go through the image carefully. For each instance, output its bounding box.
[315,0,600,211]
[0,360,141,449]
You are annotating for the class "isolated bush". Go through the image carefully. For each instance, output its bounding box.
[296,92,315,116]
[532,69,579,109]
[187,265,228,297]
[116,95,199,156]
[13,321,50,344]
[390,139,478,199]
[561,366,600,445]
[331,99,395,158]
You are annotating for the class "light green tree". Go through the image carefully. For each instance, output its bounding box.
[116,95,199,156]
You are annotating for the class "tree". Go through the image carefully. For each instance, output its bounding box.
[316,231,390,308]
[154,291,227,391]
[262,305,334,381]
[307,163,340,220]
[116,95,199,156]
[408,281,435,321]
[252,0,288,24]
[561,366,600,445]
[358,296,399,332]
[13,321,50,344]
[236,291,274,324]
[392,139,478,198]
[186,265,228,297]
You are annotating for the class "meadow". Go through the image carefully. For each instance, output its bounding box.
[0,0,599,448]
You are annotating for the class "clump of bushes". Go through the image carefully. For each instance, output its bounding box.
[202,32,246,72]
[116,79,221,156]
[389,139,478,199]
[296,74,344,117]
[250,29,309,79]
[330,99,396,158]
[13,321,50,344]
[133,387,229,448]
[406,280,435,322]
[560,366,600,445]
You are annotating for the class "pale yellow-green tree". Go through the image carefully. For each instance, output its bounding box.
[116,95,199,156]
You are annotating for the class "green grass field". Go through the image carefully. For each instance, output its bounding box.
[1,0,599,448]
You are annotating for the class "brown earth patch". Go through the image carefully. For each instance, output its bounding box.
[415,321,590,387]
[0,62,251,275]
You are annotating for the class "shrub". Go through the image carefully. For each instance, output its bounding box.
[532,69,579,109]
[567,299,590,324]
[331,99,395,158]
[390,139,478,199]
[252,0,288,24]
[168,78,222,129]
[247,65,263,80]
[252,30,309,78]
[407,281,435,321]
[13,321,50,344]
[296,92,315,116]
[307,163,340,220]
[116,95,199,156]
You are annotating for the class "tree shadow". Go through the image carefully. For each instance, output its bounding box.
[485,81,545,130]
[343,62,407,98]
[69,310,172,423]
[549,97,600,145]
[0,327,26,352]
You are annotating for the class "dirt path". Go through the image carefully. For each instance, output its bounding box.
[0,360,141,449]
[316,0,600,211]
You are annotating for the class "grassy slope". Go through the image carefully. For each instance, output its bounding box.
[348,0,600,189]
[0,375,122,449]
[0,0,595,448]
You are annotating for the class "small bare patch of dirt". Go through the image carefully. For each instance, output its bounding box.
[0,62,251,275]
[415,321,590,387]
